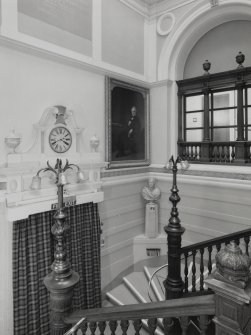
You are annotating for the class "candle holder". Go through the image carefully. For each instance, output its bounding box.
[30,158,86,333]
[163,155,189,299]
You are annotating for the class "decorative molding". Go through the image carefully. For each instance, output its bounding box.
[119,0,199,19]
[209,0,219,7]
[119,0,150,18]
[5,189,104,221]
[101,237,133,256]
[104,218,144,237]
[149,0,198,18]
[101,165,251,183]
[100,202,143,220]
[0,34,149,86]
[156,12,175,36]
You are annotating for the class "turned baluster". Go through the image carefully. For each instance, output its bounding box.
[163,318,173,335]
[182,145,187,160]
[198,315,210,335]
[120,320,129,335]
[244,236,250,256]
[211,146,215,162]
[226,145,230,162]
[189,146,192,160]
[80,321,88,335]
[216,145,220,162]
[200,248,205,291]
[216,243,221,253]
[208,246,212,276]
[195,145,198,160]
[98,321,106,335]
[231,146,235,162]
[184,252,189,293]
[192,250,196,292]
[147,318,157,335]
[89,321,97,335]
[109,320,118,335]
[180,316,189,335]
[133,319,142,335]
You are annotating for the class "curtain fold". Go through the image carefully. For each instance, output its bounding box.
[13,202,101,335]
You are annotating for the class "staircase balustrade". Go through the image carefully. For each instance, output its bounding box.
[42,156,251,335]
[177,141,251,163]
[63,295,215,335]
[180,228,251,295]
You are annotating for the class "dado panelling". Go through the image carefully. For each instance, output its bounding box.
[157,174,251,246]
[99,175,146,288]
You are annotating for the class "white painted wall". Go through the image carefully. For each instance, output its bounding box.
[102,0,145,74]
[184,20,251,78]
[155,0,251,163]
[99,175,146,288]
[0,45,105,165]
[158,174,251,246]
[0,0,251,333]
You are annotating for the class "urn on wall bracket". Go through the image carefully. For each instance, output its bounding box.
[5,129,21,154]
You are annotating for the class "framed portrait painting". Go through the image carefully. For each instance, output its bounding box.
[105,77,150,169]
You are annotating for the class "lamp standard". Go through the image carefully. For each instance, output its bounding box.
[163,155,189,299]
[30,158,86,334]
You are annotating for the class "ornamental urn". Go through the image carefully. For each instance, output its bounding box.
[236,51,245,68]
[5,129,21,153]
[215,241,251,288]
[203,60,211,75]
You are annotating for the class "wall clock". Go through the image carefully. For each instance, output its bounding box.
[49,126,72,153]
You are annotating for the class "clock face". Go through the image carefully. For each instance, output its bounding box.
[49,126,72,153]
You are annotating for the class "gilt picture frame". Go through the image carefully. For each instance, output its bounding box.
[105,77,150,169]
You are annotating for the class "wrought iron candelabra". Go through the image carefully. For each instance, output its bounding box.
[163,155,189,299]
[31,159,85,279]
[30,159,86,334]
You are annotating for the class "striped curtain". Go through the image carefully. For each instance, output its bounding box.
[13,202,101,335]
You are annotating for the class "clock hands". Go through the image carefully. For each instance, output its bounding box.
[51,137,69,145]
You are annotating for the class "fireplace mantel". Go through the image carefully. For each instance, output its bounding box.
[0,156,107,221]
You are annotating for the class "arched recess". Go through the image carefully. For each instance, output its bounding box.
[158,0,251,81]
[157,0,251,157]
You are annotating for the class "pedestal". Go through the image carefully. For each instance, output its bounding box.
[145,202,158,238]
[205,276,251,335]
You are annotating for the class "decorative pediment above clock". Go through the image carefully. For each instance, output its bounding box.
[0,105,106,213]
[34,105,84,156]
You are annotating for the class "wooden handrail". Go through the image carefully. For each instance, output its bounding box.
[64,295,215,325]
[181,228,251,254]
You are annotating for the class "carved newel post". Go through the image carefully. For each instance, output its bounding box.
[30,159,86,335]
[205,241,251,335]
[141,177,161,238]
[163,156,189,299]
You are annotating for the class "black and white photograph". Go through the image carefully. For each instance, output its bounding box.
[1,0,251,334]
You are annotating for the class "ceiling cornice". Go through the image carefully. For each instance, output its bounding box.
[149,0,199,18]
[119,0,200,19]
[119,0,149,18]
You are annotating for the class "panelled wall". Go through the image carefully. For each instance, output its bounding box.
[158,173,251,246]
[99,174,146,288]
[98,171,251,288]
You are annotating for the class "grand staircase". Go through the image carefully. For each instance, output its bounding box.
[105,255,216,305]
[103,256,216,335]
